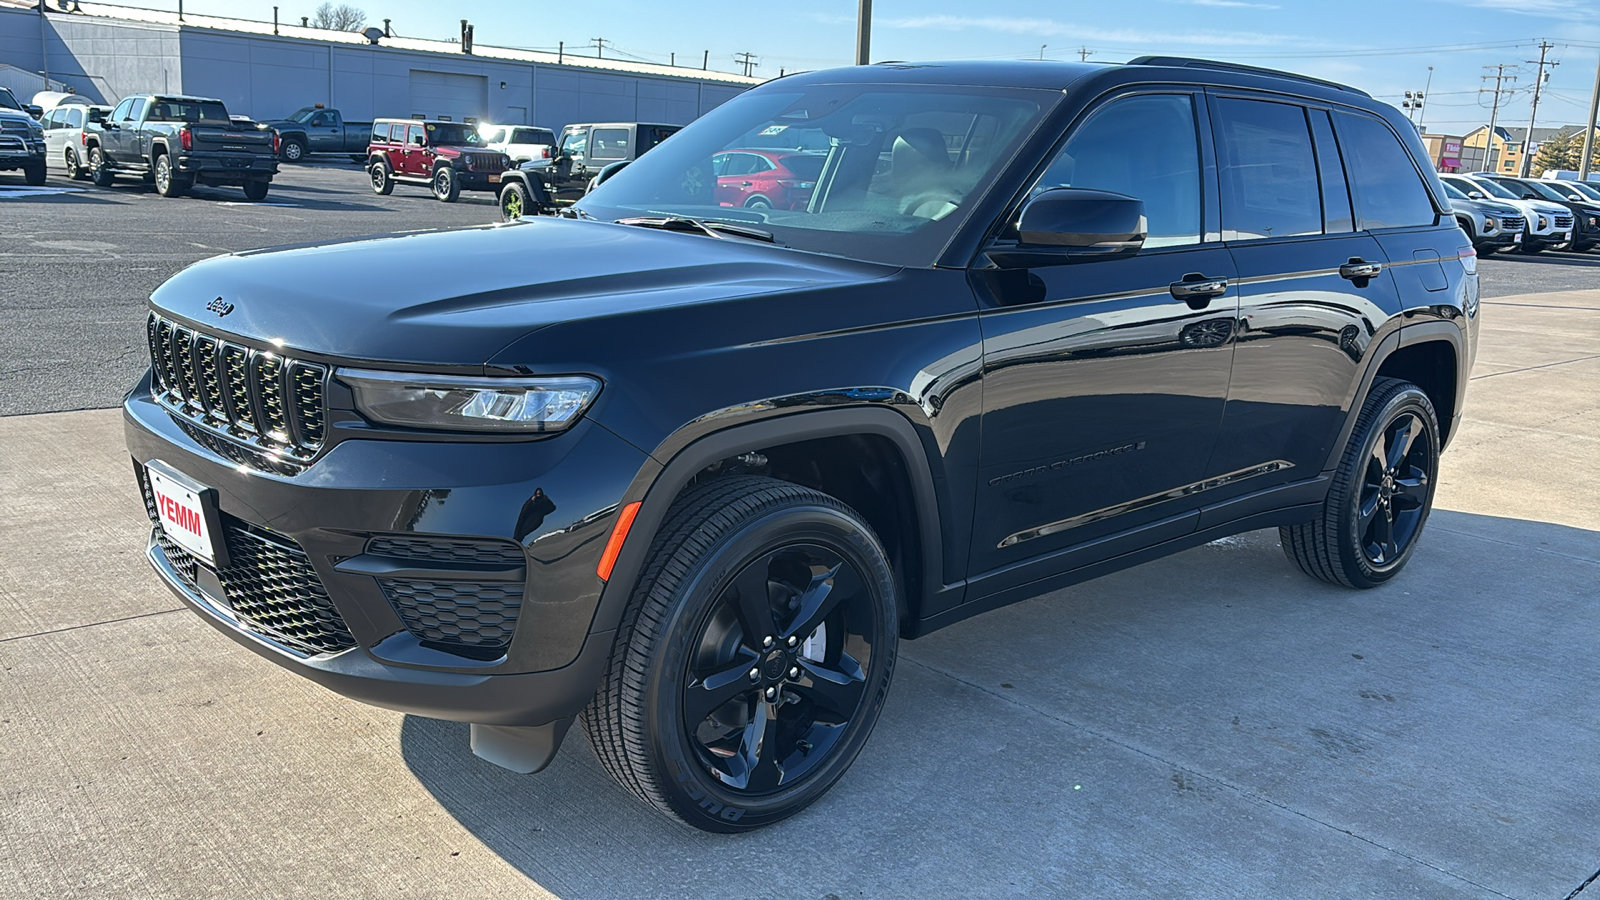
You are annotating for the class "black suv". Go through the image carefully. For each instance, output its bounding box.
[125,58,1477,832]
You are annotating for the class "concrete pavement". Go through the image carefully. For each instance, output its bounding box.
[1,291,1597,899]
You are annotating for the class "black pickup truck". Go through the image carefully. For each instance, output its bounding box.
[86,94,279,199]
[263,105,372,162]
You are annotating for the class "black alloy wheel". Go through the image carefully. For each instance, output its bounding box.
[1282,377,1440,588]
[432,165,460,202]
[583,476,897,832]
[683,543,877,794]
[369,159,393,195]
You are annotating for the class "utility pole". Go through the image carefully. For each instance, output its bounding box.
[1419,66,1433,130]
[1520,40,1557,177]
[855,0,871,66]
[1581,51,1599,181]
[39,0,49,87]
[1079,47,1093,62]
[734,52,758,78]
[591,37,610,59]
[1480,64,1516,173]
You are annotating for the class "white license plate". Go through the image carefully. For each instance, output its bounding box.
[146,462,222,566]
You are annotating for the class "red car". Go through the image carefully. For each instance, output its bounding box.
[711,149,826,210]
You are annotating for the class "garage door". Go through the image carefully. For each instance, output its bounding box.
[408,71,488,122]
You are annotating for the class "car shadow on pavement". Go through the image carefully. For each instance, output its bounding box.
[398,510,1600,898]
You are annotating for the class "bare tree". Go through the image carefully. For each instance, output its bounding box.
[310,2,366,32]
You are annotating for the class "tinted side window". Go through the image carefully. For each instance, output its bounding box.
[371,122,388,142]
[1309,110,1353,233]
[407,124,424,145]
[44,108,64,128]
[1034,93,1202,248]
[591,128,630,160]
[1215,98,1322,241]
[66,108,84,129]
[112,98,135,122]
[1333,111,1438,230]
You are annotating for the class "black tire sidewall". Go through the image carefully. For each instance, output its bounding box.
[1336,386,1440,586]
[369,159,392,194]
[90,147,113,186]
[500,182,531,220]
[433,166,458,201]
[642,503,897,831]
[283,139,304,162]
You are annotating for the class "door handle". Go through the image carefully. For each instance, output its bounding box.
[1339,258,1383,281]
[740,181,754,187]
[1169,273,1229,309]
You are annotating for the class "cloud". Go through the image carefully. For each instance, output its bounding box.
[870,15,1298,47]
[1460,0,1598,21]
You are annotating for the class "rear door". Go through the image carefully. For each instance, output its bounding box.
[970,89,1239,578]
[1205,94,1403,513]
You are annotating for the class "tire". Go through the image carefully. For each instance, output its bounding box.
[369,158,393,195]
[153,153,187,197]
[1518,239,1545,255]
[65,147,87,180]
[241,180,269,201]
[744,195,773,209]
[499,181,532,221]
[1281,377,1440,588]
[582,475,898,833]
[1477,244,1497,256]
[280,138,305,163]
[89,146,114,187]
[432,165,460,202]
[23,161,46,186]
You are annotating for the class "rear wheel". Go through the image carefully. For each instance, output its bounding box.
[89,146,114,187]
[153,154,188,197]
[369,158,393,195]
[432,165,460,202]
[241,180,269,201]
[583,476,898,832]
[499,181,532,221]
[65,147,87,180]
[1282,377,1440,588]
[744,195,773,209]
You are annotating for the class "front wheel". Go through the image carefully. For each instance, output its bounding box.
[1281,377,1440,588]
[432,165,460,202]
[583,476,898,832]
[1518,239,1545,255]
[23,161,46,186]
[499,181,532,221]
[241,180,269,201]
[280,139,305,163]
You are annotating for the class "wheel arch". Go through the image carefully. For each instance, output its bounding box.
[590,408,952,641]
[1324,323,1465,472]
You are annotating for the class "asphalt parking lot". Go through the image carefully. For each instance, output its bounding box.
[2,162,1599,898]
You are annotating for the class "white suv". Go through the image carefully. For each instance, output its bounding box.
[477,124,557,164]
[41,103,112,179]
[1443,173,1571,254]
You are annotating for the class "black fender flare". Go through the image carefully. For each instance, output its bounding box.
[587,407,954,638]
[1322,319,1467,473]
[500,171,553,210]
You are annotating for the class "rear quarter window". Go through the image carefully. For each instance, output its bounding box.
[372,122,390,142]
[1333,111,1438,230]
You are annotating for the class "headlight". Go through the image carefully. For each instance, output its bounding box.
[337,369,601,432]
[1538,216,1548,229]
[1484,217,1497,230]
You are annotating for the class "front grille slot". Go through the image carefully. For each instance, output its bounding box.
[139,470,355,656]
[366,535,526,565]
[1554,215,1574,229]
[379,578,523,659]
[146,313,325,462]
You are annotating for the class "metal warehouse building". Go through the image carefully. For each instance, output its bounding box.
[0,0,757,129]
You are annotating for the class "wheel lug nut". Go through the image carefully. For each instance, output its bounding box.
[789,667,800,679]
[749,667,760,681]
[765,687,777,700]
[787,635,798,647]
[762,636,774,649]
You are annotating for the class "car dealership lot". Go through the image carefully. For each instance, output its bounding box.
[2,161,1598,897]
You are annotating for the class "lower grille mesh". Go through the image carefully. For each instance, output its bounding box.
[140,470,356,656]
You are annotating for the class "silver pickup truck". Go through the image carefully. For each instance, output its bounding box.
[85,94,279,200]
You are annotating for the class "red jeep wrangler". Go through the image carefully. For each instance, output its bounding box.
[367,119,509,202]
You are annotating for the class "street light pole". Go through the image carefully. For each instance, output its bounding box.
[1419,66,1433,130]
[855,0,871,66]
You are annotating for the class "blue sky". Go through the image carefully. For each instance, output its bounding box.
[95,0,1600,136]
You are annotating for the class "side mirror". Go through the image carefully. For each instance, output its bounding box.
[1468,191,1483,199]
[411,135,425,146]
[25,104,43,119]
[989,188,1147,268]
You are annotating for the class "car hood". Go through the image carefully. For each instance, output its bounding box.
[148,217,893,368]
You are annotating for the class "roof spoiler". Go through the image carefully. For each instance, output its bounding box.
[1125,56,1370,97]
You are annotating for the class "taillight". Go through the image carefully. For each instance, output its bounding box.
[179,127,192,151]
[80,131,88,146]
[542,146,551,159]
[271,130,281,156]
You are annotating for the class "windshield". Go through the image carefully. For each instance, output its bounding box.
[1470,178,1519,200]
[1441,181,1468,201]
[426,122,483,146]
[286,107,318,123]
[575,84,1053,267]
[0,88,20,111]
[1517,179,1570,202]
[1564,181,1600,201]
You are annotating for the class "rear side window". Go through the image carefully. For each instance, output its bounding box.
[1215,98,1322,241]
[372,122,389,142]
[66,108,83,129]
[591,128,631,160]
[1033,93,1203,248]
[1333,112,1437,230]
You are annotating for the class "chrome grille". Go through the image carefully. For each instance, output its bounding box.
[147,312,326,461]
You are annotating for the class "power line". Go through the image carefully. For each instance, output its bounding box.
[1519,40,1557,176]
[734,51,759,77]
[1480,63,1517,173]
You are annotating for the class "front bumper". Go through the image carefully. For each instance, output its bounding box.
[124,374,646,726]
[453,169,504,192]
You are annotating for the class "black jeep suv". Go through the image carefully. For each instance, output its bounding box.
[125,57,1477,832]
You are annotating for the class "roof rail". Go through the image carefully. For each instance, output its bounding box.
[1125,56,1370,97]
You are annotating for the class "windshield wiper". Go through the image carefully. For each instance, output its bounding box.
[614,216,776,243]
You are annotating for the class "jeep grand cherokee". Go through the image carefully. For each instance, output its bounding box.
[126,57,1477,832]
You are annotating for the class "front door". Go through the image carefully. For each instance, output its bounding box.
[403,124,426,177]
[970,90,1238,580]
